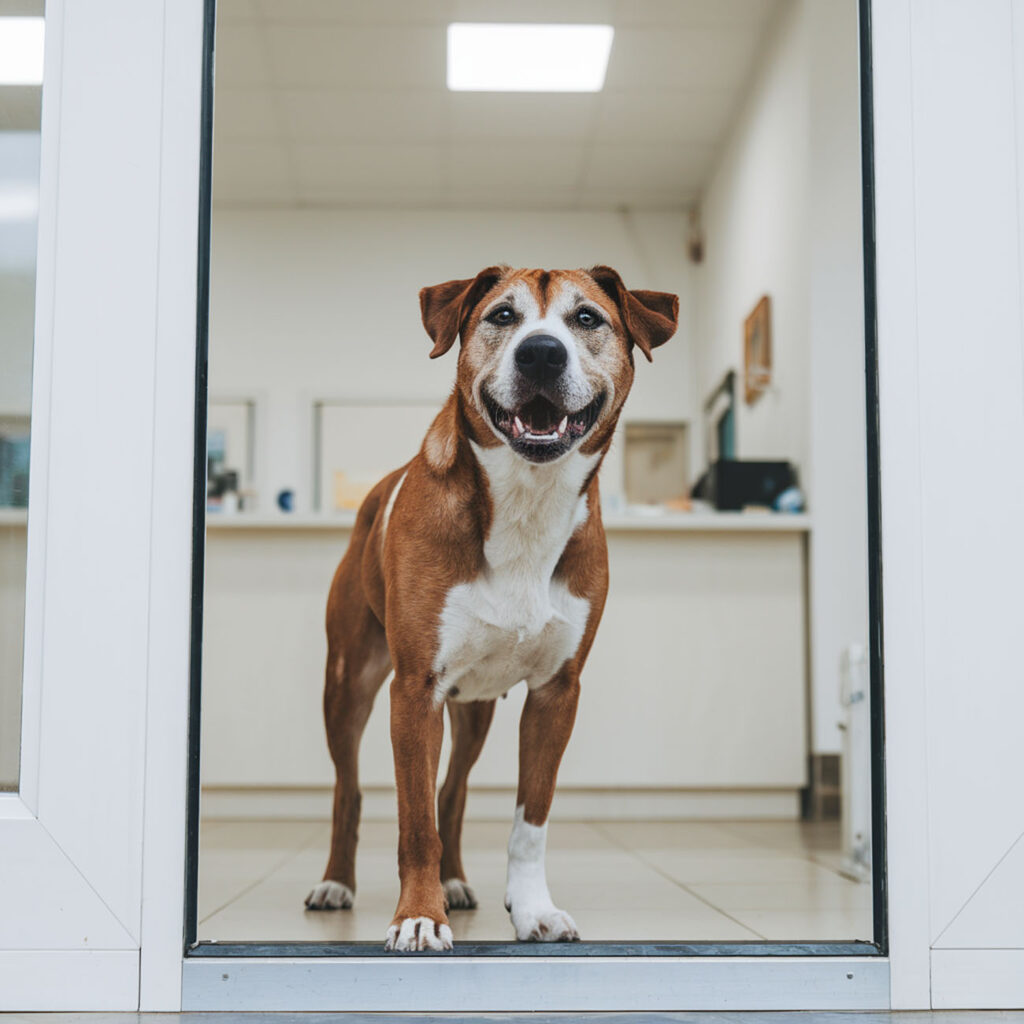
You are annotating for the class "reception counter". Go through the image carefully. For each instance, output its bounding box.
[200,510,810,821]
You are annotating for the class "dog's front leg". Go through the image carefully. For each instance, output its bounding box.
[505,669,581,943]
[385,676,452,951]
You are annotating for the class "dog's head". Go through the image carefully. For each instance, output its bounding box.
[420,266,678,465]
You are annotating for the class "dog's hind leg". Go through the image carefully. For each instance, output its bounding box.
[438,699,496,911]
[305,607,391,911]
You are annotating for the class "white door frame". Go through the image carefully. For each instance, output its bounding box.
[0,0,203,1010]
[6,0,1020,1012]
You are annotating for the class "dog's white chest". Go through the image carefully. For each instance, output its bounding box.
[432,445,594,704]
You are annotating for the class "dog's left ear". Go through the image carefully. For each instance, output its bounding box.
[419,266,505,359]
[588,265,679,362]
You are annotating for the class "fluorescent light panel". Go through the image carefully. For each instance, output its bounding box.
[0,17,45,86]
[447,23,613,93]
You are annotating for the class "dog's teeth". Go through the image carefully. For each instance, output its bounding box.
[558,416,568,436]
[513,416,524,438]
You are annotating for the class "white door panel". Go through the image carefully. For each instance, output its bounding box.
[909,0,1024,947]
[0,0,204,1009]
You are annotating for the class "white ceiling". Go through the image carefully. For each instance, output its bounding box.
[213,0,783,210]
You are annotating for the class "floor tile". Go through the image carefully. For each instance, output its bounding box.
[724,908,874,942]
[688,879,871,913]
[638,852,851,885]
[198,816,871,945]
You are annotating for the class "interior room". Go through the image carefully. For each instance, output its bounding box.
[193,0,873,946]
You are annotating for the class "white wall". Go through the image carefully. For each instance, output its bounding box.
[693,0,868,754]
[805,0,869,756]
[209,207,696,512]
[694,0,810,475]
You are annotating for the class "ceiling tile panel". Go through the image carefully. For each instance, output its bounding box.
[451,0,614,21]
[258,0,458,24]
[603,28,763,91]
[442,185,587,209]
[295,185,448,207]
[293,143,445,192]
[447,93,598,142]
[581,142,715,191]
[265,25,445,89]
[613,0,781,29]
[278,90,445,143]
[447,143,585,192]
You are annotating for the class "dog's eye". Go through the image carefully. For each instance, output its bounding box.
[486,305,515,326]
[575,307,603,329]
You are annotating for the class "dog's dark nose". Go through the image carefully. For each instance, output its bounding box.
[514,334,568,383]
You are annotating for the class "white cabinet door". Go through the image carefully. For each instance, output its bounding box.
[0,0,203,1009]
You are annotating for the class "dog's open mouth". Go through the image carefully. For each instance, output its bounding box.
[482,389,605,462]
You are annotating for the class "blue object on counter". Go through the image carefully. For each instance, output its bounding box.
[774,486,805,513]
[276,489,294,512]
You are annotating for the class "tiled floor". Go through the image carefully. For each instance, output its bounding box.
[198,817,873,943]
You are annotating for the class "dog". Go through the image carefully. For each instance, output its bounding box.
[304,265,678,950]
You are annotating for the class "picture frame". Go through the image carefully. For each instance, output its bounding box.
[744,294,772,404]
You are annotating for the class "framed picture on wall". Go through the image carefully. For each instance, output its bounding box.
[744,294,772,404]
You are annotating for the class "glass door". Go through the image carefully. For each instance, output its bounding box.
[181,0,889,1009]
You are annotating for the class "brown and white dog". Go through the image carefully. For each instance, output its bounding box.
[304,265,678,950]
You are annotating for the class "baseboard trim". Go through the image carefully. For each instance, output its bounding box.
[200,785,801,821]
[931,949,1024,1009]
[0,950,140,1011]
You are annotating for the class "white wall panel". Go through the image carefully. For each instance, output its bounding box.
[909,0,1024,947]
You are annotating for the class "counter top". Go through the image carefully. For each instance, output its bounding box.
[0,507,810,533]
[205,510,811,533]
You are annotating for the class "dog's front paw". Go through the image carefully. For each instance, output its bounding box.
[508,899,580,942]
[304,880,353,910]
[443,877,478,910]
[385,916,454,952]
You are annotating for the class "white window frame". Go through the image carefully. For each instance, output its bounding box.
[6,0,1021,1012]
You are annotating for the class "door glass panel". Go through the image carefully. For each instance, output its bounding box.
[0,6,44,791]
[193,0,877,949]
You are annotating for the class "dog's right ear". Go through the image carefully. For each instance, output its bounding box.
[419,266,505,359]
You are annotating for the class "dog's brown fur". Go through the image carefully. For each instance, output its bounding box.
[311,266,678,947]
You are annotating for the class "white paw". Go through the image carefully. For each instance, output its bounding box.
[508,900,580,942]
[443,877,478,910]
[385,917,454,952]
[304,880,354,910]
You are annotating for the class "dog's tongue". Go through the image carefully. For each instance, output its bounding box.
[519,396,558,433]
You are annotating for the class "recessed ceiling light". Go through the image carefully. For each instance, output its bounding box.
[447,23,614,93]
[0,17,45,86]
